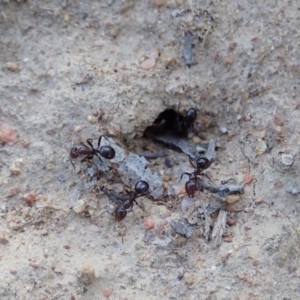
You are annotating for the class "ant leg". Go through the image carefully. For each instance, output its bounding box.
[96,135,110,148]
[188,157,197,169]
[102,135,110,143]
[70,158,76,169]
[180,172,192,181]
[199,172,215,184]
[86,139,95,149]
[97,210,114,218]
[80,155,90,163]
[221,178,236,185]
[132,199,143,211]
[136,189,152,199]
[81,155,98,167]
[97,135,102,148]
[94,152,104,164]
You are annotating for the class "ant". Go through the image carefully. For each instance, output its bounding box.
[70,135,115,168]
[174,107,197,136]
[101,180,150,222]
[180,156,212,198]
[144,103,197,138]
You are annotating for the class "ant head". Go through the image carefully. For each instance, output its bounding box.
[186,108,197,124]
[195,157,211,170]
[99,145,115,159]
[134,180,149,194]
[70,147,78,159]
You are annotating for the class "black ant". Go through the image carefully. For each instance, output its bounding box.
[174,107,197,136]
[180,156,212,198]
[144,105,197,138]
[70,135,115,168]
[101,180,150,222]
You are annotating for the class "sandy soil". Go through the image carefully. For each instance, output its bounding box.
[1,0,300,299]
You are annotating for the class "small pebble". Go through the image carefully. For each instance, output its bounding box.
[226,217,236,226]
[224,54,234,65]
[181,197,195,212]
[219,126,228,134]
[144,218,155,230]
[10,161,22,175]
[158,205,171,218]
[255,198,263,205]
[77,265,96,285]
[192,136,201,143]
[227,202,243,212]
[73,199,87,213]
[280,154,294,167]
[152,0,164,7]
[160,49,177,65]
[183,272,195,285]
[6,186,19,197]
[0,122,17,145]
[0,230,9,244]
[102,288,113,297]
[140,57,156,70]
[225,195,240,204]
[155,220,168,236]
[22,193,37,206]
[53,267,63,274]
[255,139,267,155]
[243,174,253,185]
[6,62,19,72]
[87,115,98,125]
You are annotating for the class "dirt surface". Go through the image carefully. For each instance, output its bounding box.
[1,0,300,299]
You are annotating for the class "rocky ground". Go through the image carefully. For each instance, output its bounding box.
[1,0,300,299]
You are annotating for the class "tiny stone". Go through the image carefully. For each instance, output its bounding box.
[243,174,253,185]
[74,125,82,132]
[255,139,267,155]
[252,259,260,266]
[6,186,19,197]
[255,198,263,205]
[280,154,294,166]
[226,217,236,226]
[158,205,171,218]
[0,122,17,145]
[73,199,87,213]
[224,55,234,65]
[171,219,194,238]
[192,136,201,143]
[225,194,240,204]
[144,218,155,230]
[152,0,164,7]
[87,115,98,125]
[141,57,156,70]
[0,230,9,244]
[219,126,228,134]
[10,162,22,175]
[64,13,70,22]
[260,130,266,139]
[181,197,195,213]
[102,288,113,297]
[77,265,96,285]
[160,49,177,65]
[6,62,19,72]
[183,272,195,285]
[53,267,63,274]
